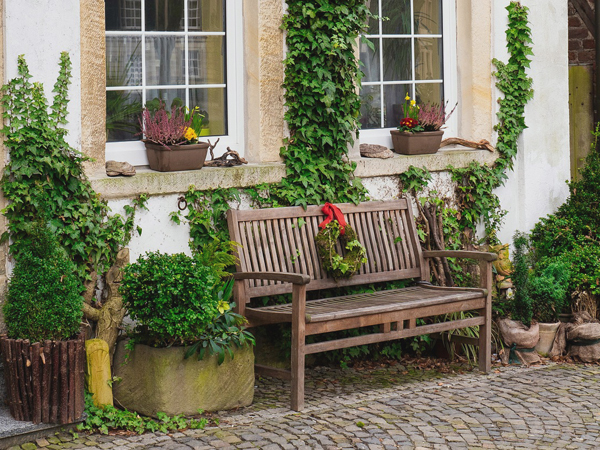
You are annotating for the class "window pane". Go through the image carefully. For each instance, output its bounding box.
[382,38,411,81]
[106,0,141,31]
[188,36,226,84]
[360,39,380,83]
[146,36,185,85]
[360,86,382,129]
[415,38,442,80]
[188,0,225,31]
[146,88,187,111]
[414,0,442,35]
[106,36,142,87]
[383,84,410,128]
[416,83,443,105]
[190,88,227,136]
[382,0,410,35]
[106,90,142,142]
[365,0,379,35]
[145,0,185,31]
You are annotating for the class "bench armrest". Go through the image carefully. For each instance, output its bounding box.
[233,271,311,285]
[422,250,497,262]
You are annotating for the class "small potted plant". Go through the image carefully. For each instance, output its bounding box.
[140,101,209,172]
[1,222,85,424]
[390,95,456,155]
[112,245,255,417]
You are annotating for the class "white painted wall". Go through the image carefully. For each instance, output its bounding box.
[4,0,82,151]
[493,0,571,244]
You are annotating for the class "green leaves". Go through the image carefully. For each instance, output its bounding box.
[0,53,146,283]
[280,0,369,206]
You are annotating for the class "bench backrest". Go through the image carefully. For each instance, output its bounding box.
[227,200,427,301]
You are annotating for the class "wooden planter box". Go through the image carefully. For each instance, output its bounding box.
[0,335,85,424]
[390,130,444,155]
[144,141,209,172]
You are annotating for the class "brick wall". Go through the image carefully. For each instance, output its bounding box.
[569,0,595,65]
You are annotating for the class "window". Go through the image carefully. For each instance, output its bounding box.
[105,0,244,166]
[359,0,456,148]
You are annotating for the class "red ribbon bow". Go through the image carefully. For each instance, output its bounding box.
[319,202,347,235]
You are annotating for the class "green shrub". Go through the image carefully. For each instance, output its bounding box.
[529,258,570,323]
[4,222,83,342]
[120,251,222,347]
[511,231,533,327]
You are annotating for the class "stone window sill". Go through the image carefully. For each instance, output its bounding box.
[90,146,497,199]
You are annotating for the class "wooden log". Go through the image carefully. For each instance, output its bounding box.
[67,340,76,423]
[59,341,68,424]
[74,339,84,419]
[85,339,113,407]
[31,342,41,424]
[3,339,20,420]
[16,340,30,421]
[50,341,60,423]
[42,340,52,423]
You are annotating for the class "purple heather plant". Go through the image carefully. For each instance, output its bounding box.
[417,101,458,132]
[139,102,196,147]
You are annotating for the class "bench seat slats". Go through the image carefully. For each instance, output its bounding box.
[245,285,485,323]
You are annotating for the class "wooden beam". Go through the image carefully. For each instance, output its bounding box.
[572,0,595,36]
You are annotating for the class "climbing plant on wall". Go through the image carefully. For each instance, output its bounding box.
[0,53,146,281]
[279,0,369,208]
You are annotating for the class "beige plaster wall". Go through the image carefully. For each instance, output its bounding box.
[456,0,493,143]
[244,0,286,163]
[80,0,106,173]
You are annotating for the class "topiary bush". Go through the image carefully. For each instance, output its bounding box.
[120,251,222,347]
[3,222,83,342]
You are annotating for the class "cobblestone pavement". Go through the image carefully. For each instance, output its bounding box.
[11,363,600,449]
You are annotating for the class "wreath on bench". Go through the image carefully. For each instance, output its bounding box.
[315,203,367,280]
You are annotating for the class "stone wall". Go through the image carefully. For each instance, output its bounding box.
[568,0,595,66]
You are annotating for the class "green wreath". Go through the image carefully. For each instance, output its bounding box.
[315,221,368,280]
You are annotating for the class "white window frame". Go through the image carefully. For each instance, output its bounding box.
[359,1,457,149]
[105,1,245,166]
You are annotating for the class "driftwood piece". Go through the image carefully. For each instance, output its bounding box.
[440,137,495,152]
[105,160,136,177]
[204,138,248,167]
[360,144,395,159]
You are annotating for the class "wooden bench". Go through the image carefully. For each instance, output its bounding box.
[227,200,497,411]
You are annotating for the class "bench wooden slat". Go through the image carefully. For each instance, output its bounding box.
[305,317,485,355]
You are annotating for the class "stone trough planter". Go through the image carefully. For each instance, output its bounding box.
[112,340,254,417]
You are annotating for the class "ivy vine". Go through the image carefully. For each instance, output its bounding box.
[279,0,369,208]
[0,53,146,281]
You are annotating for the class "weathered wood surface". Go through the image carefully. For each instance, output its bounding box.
[85,338,114,407]
[0,336,86,424]
[227,200,496,411]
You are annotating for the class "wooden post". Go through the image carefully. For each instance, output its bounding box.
[17,340,31,421]
[50,341,60,423]
[85,339,114,408]
[290,283,307,411]
[67,341,76,423]
[74,338,85,419]
[59,341,68,424]
[31,343,41,424]
[478,260,492,373]
[42,341,52,423]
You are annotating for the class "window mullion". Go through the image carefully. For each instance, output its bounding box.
[184,0,190,108]
[141,0,147,136]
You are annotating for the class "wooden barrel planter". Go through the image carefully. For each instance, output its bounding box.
[0,334,85,424]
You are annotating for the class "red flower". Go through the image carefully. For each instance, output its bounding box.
[400,117,418,129]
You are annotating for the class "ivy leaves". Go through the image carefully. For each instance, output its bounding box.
[0,53,146,281]
[280,0,369,207]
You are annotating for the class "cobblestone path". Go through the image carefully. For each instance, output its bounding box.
[12,363,600,449]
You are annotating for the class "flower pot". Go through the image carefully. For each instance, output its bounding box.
[390,130,444,155]
[0,335,85,424]
[534,322,561,356]
[112,340,254,417]
[144,141,209,172]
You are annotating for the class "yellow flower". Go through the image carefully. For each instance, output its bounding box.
[217,300,230,314]
[405,94,411,101]
[410,100,416,106]
[184,127,198,141]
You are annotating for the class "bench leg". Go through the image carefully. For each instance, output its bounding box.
[291,284,307,411]
[478,260,492,373]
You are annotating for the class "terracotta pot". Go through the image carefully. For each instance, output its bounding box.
[390,130,444,155]
[144,141,209,172]
[0,335,85,424]
[534,322,561,356]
